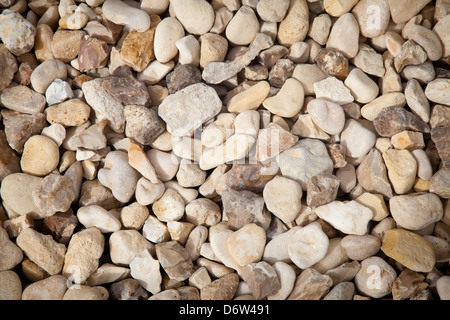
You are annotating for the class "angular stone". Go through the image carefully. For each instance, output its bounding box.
[373,106,430,137]
[391,131,425,150]
[430,105,450,129]
[241,261,281,300]
[51,29,85,63]
[306,172,340,207]
[36,210,78,245]
[315,48,349,80]
[356,148,393,199]
[0,130,20,181]
[0,9,36,56]
[290,114,330,141]
[124,105,165,145]
[200,273,239,300]
[258,45,289,68]
[381,228,436,273]
[102,75,150,107]
[394,40,428,73]
[256,123,298,162]
[431,125,450,169]
[0,43,17,91]
[109,230,154,267]
[292,63,328,96]
[16,228,66,275]
[277,139,334,190]
[155,240,194,282]
[0,227,23,271]
[392,269,429,300]
[429,169,450,199]
[226,161,279,194]
[382,149,417,195]
[268,58,294,88]
[78,36,109,72]
[288,268,333,300]
[63,227,104,284]
[130,249,161,295]
[277,0,309,47]
[110,278,149,300]
[78,179,122,210]
[352,43,385,77]
[166,64,202,94]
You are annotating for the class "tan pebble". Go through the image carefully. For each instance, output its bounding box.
[20,135,59,177]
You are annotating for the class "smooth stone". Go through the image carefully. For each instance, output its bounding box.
[307,98,345,135]
[360,92,406,121]
[199,32,228,69]
[155,240,194,281]
[381,228,435,272]
[185,198,221,227]
[166,64,202,94]
[354,192,389,221]
[436,276,450,300]
[277,138,334,190]
[341,234,381,261]
[102,0,150,32]
[109,230,154,266]
[429,169,450,199]
[256,0,289,22]
[16,228,66,275]
[45,99,91,127]
[314,47,349,80]
[21,275,68,300]
[130,249,161,295]
[340,119,376,158]
[277,0,309,47]
[311,237,349,275]
[425,79,450,106]
[263,226,301,264]
[227,223,266,267]
[153,17,184,63]
[405,79,431,122]
[124,105,165,146]
[326,12,360,59]
[0,271,22,300]
[0,9,36,55]
[97,151,140,203]
[423,235,450,263]
[30,59,67,94]
[344,68,379,104]
[158,83,222,137]
[411,149,433,181]
[324,0,359,17]
[85,263,130,287]
[262,78,304,118]
[226,5,260,46]
[387,0,432,24]
[0,227,23,271]
[176,160,206,188]
[292,64,328,96]
[170,0,214,35]
[225,161,279,194]
[323,282,355,300]
[63,227,104,284]
[227,81,270,113]
[352,0,390,38]
[63,285,109,300]
[0,85,46,114]
[77,35,109,72]
[152,188,185,222]
[234,110,259,137]
[308,14,332,46]
[382,149,417,194]
[147,149,179,182]
[266,261,296,300]
[263,176,302,224]
[20,135,59,177]
[389,193,443,230]
[315,200,373,235]
[313,76,354,105]
[354,256,397,299]
[176,35,200,67]
[137,60,175,85]
[142,215,170,244]
[288,222,329,269]
[433,14,450,58]
[408,24,443,61]
[77,205,121,233]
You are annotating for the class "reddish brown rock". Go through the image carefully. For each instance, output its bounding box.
[431,124,450,169]
[35,210,78,245]
[268,58,294,88]
[14,62,33,86]
[315,47,349,80]
[1,110,47,154]
[155,241,195,282]
[0,130,20,182]
[241,261,281,300]
[166,64,202,94]
[258,45,289,68]
[373,106,430,137]
[226,162,280,194]
[51,30,85,63]
[306,172,340,207]
[101,75,150,107]
[78,36,110,72]
[429,105,450,129]
[0,43,17,91]
[200,273,239,300]
[327,143,347,168]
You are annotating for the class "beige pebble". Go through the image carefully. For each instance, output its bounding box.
[262,78,304,118]
[226,6,260,46]
[20,135,59,177]
[0,270,22,300]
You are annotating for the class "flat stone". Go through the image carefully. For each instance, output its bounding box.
[263,176,302,224]
[306,172,340,207]
[158,83,222,137]
[354,192,389,221]
[166,64,202,94]
[315,200,373,235]
[102,75,150,107]
[78,179,122,210]
[341,234,381,261]
[226,161,279,194]
[241,261,281,300]
[373,106,430,137]
[0,85,45,114]
[389,193,443,230]
[431,124,450,170]
[352,43,385,77]
[381,228,436,272]
[287,268,333,300]
[391,130,425,151]
[382,149,417,194]
[354,256,397,298]
[277,0,309,47]
[130,249,161,295]
[16,228,66,275]
[429,169,450,199]
[277,139,334,190]
[155,240,194,281]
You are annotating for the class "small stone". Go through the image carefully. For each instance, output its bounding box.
[307,98,346,135]
[51,29,85,63]
[97,151,140,203]
[0,270,22,300]
[408,24,443,62]
[292,64,328,96]
[340,119,376,158]
[256,0,289,22]
[354,192,389,221]
[288,268,333,300]
[0,10,36,56]
[392,269,429,300]
[344,68,379,104]
[277,139,334,190]
[0,85,46,114]
[0,130,20,181]
[389,193,443,231]
[431,125,450,169]
[152,188,185,223]
[266,261,296,300]
[256,123,299,162]
[323,282,355,300]
[382,149,417,194]
[288,222,329,269]
[124,105,165,145]
[387,0,431,24]
[63,285,109,300]
[227,223,266,267]
[307,14,332,46]
[227,81,270,113]
[277,0,309,47]
[137,60,175,85]
[336,163,356,193]
[262,78,304,118]
[200,273,239,300]
[199,33,228,69]
[45,79,74,106]
[405,79,431,123]
[313,77,354,105]
[158,83,222,137]
[411,149,433,181]
[170,0,214,35]
[0,43,17,91]
[360,92,406,121]
[77,205,122,233]
[109,230,154,267]
[327,143,347,168]
[315,200,373,235]
[373,106,430,137]
[381,228,435,273]
[290,114,330,141]
[78,179,122,210]
[306,172,340,207]
[29,58,67,94]
[352,0,390,38]
[176,35,201,67]
[142,215,170,244]
[78,36,109,72]
[130,249,161,295]
[390,130,425,150]
[153,17,185,63]
[147,149,180,182]
[226,5,260,46]
[425,78,450,107]
[433,14,450,58]
[268,59,294,88]
[166,64,202,94]
[16,228,66,275]
[394,40,428,73]
[0,226,23,271]
[341,235,381,261]
[226,161,279,194]
[45,99,91,128]
[354,256,397,299]
[86,263,130,287]
[429,169,450,199]
[102,74,150,107]
[167,221,195,245]
[20,135,59,177]
[37,210,78,245]
[102,0,150,32]
[155,240,194,281]
[315,48,349,80]
[356,148,393,199]
[241,261,281,300]
[63,227,104,284]
[128,143,158,184]
[430,105,450,129]
[352,43,385,77]
[185,198,221,227]
[436,276,450,300]
[21,275,68,300]
[326,13,360,59]
[423,235,450,263]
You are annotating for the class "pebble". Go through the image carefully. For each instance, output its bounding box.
[373,106,430,138]
[241,261,281,299]
[355,192,389,221]
[262,78,304,117]
[45,79,74,106]
[360,92,406,121]
[288,268,333,300]
[405,79,431,123]
[97,151,140,203]
[153,17,185,64]
[381,228,436,273]
[277,0,309,47]
[176,35,200,67]
[21,275,68,300]
[326,13,360,59]
[340,119,377,158]
[308,14,332,46]
[0,226,23,271]
[436,276,450,300]
[30,59,67,94]
[356,149,393,199]
[226,6,260,46]
[227,223,266,267]
[354,256,397,299]
[429,169,450,199]
[324,0,358,17]
[63,285,109,300]
[52,30,85,63]
[152,188,185,223]
[227,81,270,113]
[263,176,302,224]
[288,222,329,269]
[433,14,450,58]
[315,47,349,80]
[307,98,345,135]
[314,200,373,235]
[124,105,165,146]
[185,198,221,227]
[16,227,66,275]
[425,78,450,106]
[277,138,334,190]
[142,214,169,244]
[77,205,121,233]
[155,240,194,281]
[170,0,214,36]
[20,135,60,177]
[389,193,443,230]
[323,282,355,300]
[102,0,150,32]
[382,149,417,195]
[307,171,341,207]
[199,33,228,69]
[408,24,443,61]
[130,249,161,294]
[109,230,154,267]
[158,83,222,137]
[0,85,46,114]
[341,235,381,261]
[344,68,379,104]
[352,0,390,38]
[0,270,22,300]
[119,202,149,230]
[256,123,299,162]
[0,44,17,91]
[0,10,36,56]
[292,64,328,96]
[200,273,239,300]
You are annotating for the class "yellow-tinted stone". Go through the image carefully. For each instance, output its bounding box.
[381,228,435,273]
[355,192,389,221]
[413,178,430,192]
[391,130,425,150]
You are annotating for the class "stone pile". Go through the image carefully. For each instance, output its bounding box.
[0,0,449,301]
